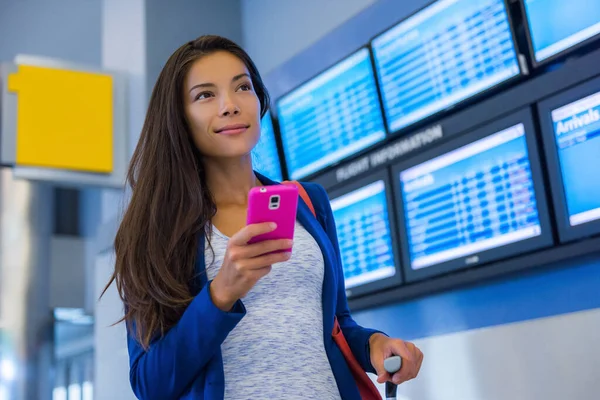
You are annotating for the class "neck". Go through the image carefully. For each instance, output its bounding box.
[204,155,260,206]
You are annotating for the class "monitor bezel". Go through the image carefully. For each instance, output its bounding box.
[390,107,554,283]
[327,167,404,298]
[273,45,388,181]
[519,0,600,68]
[369,0,524,137]
[537,75,600,243]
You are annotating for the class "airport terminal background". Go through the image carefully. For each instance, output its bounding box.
[1,0,600,399]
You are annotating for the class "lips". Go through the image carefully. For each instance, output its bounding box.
[214,123,250,135]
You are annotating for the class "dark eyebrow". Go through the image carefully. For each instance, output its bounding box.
[232,73,251,82]
[189,82,215,93]
[188,73,251,93]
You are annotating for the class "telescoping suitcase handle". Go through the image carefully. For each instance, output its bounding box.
[384,356,402,400]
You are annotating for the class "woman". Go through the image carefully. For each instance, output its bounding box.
[105,35,423,399]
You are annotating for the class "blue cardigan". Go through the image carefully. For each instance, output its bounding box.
[126,173,384,399]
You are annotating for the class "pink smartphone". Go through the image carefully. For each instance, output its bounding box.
[246,184,298,251]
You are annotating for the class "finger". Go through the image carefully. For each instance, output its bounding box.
[391,348,421,384]
[389,341,416,384]
[248,264,272,281]
[391,340,414,365]
[415,348,424,375]
[231,222,277,245]
[371,354,386,384]
[376,372,392,384]
[239,238,293,259]
[375,340,408,384]
[392,364,414,385]
[370,345,384,372]
[406,342,423,376]
[239,250,292,270]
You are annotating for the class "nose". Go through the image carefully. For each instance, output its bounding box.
[219,94,240,117]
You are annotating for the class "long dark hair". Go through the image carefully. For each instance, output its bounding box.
[102,35,270,350]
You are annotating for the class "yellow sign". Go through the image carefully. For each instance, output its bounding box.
[7,65,114,173]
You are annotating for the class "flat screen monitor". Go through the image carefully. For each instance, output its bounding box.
[276,47,386,180]
[522,0,600,65]
[328,170,402,297]
[254,112,283,182]
[371,0,521,134]
[392,109,552,282]
[538,77,600,242]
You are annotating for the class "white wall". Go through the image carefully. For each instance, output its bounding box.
[94,249,134,400]
[241,0,376,75]
[364,308,600,400]
[0,0,102,65]
[145,0,243,98]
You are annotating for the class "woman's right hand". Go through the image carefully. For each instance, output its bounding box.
[210,222,292,311]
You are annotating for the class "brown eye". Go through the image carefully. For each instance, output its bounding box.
[195,91,214,101]
[238,83,252,92]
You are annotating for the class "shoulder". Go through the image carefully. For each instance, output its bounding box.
[297,181,333,221]
[298,181,330,202]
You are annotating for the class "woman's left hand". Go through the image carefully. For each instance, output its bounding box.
[369,333,423,385]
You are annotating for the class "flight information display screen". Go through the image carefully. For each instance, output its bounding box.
[524,0,600,63]
[551,90,600,226]
[372,0,520,133]
[276,48,386,180]
[253,112,283,182]
[399,123,542,270]
[330,180,397,288]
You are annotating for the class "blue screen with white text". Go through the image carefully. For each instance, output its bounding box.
[253,112,283,182]
[277,48,386,180]
[372,0,520,133]
[331,180,397,288]
[399,124,542,270]
[551,91,600,226]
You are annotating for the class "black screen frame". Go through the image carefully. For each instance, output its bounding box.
[326,168,404,298]
[537,75,600,243]
[369,0,524,137]
[273,45,388,181]
[519,0,600,68]
[390,107,554,282]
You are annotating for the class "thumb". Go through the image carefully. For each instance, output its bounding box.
[371,356,385,383]
[373,357,391,384]
[376,371,391,384]
[370,334,390,383]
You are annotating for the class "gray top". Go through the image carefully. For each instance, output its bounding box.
[205,221,342,399]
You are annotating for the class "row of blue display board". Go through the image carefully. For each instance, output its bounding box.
[326,78,600,298]
[252,0,600,298]
[257,0,600,183]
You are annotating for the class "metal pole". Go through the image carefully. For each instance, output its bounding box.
[0,168,53,400]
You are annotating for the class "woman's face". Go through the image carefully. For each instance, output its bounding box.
[183,51,261,159]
